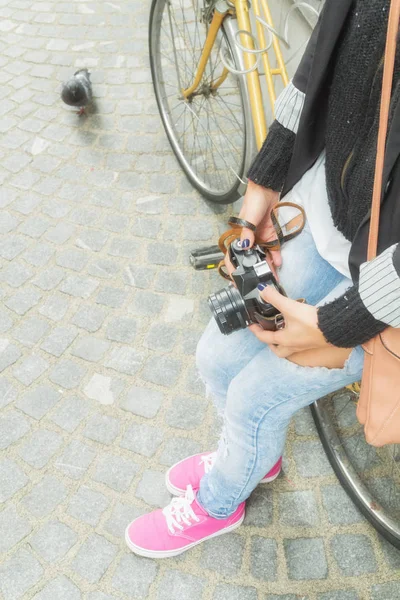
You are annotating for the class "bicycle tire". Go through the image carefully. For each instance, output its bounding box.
[149,0,254,204]
[311,398,400,549]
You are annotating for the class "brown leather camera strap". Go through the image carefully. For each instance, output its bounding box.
[217,201,306,280]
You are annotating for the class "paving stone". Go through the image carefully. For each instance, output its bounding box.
[202,533,245,576]
[284,538,328,580]
[168,196,197,215]
[56,439,96,480]
[32,267,65,290]
[87,594,118,600]
[75,229,109,252]
[156,570,205,600]
[112,553,159,598]
[88,258,120,279]
[379,534,400,569]
[71,305,106,332]
[32,576,81,600]
[71,534,117,583]
[13,354,49,385]
[1,343,26,378]
[18,429,62,469]
[250,536,277,581]
[0,547,43,600]
[321,485,364,525]
[0,410,30,450]
[0,338,21,372]
[12,316,48,346]
[0,458,29,503]
[56,248,89,272]
[279,490,319,527]
[159,437,202,467]
[0,210,20,234]
[0,505,32,552]
[72,335,110,362]
[142,356,182,388]
[84,373,125,405]
[23,475,67,517]
[293,406,318,436]
[49,395,90,432]
[41,326,78,357]
[68,486,109,526]
[19,215,50,238]
[30,520,78,563]
[264,596,308,600]
[49,359,87,389]
[16,385,61,419]
[39,292,70,321]
[244,486,274,527]
[94,453,139,492]
[0,376,17,408]
[104,346,144,376]
[83,414,121,444]
[166,396,207,430]
[165,295,195,322]
[120,385,163,418]
[123,264,156,288]
[135,469,171,507]
[104,502,144,539]
[0,262,32,287]
[60,275,99,298]
[120,422,164,457]
[4,287,41,315]
[147,242,178,265]
[0,234,29,260]
[370,582,400,600]
[214,585,258,600]
[317,592,360,600]
[292,440,333,477]
[45,222,75,244]
[330,534,377,576]
[96,286,128,308]
[144,322,179,352]
[108,237,141,259]
[106,316,137,343]
[132,290,165,316]
[22,241,54,266]
[134,215,161,238]
[0,308,13,333]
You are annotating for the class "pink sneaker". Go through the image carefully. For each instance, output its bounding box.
[166,451,282,496]
[125,485,245,558]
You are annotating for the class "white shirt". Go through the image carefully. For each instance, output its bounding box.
[287,150,352,278]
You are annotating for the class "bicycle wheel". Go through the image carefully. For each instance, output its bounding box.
[149,0,252,203]
[311,391,400,548]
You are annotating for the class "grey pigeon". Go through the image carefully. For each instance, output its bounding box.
[61,68,92,115]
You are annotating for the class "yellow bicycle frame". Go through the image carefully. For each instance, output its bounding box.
[181,0,289,150]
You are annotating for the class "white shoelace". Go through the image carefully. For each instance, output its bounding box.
[162,485,200,534]
[200,452,217,474]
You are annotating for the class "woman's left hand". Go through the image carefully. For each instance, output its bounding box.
[249,284,331,358]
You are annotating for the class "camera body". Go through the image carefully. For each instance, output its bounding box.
[208,238,287,335]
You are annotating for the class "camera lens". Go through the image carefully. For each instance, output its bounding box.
[208,285,249,335]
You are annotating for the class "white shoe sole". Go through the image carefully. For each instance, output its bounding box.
[165,468,281,497]
[125,511,245,559]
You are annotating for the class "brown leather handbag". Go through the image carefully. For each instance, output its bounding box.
[356,0,400,447]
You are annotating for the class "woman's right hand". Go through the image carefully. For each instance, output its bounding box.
[224,181,281,279]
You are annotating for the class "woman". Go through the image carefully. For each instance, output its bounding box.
[126,0,400,558]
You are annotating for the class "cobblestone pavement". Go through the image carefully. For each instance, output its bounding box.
[0,1,400,599]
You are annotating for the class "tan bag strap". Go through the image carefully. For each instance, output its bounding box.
[368,0,400,260]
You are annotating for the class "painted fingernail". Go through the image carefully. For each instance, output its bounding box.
[241,239,250,249]
[257,283,266,291]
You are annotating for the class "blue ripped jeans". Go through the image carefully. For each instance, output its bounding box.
[196,221,364,519]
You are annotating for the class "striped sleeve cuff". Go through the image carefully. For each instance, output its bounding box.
[359,244,400,327]
[274,80,305,134]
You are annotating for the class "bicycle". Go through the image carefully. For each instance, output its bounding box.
[148,0,400,547]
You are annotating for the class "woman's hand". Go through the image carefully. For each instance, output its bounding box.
[224,181,281,279]
[249,284,329,358]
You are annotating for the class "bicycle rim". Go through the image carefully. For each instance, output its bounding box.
[149,0,248,203]
[312,391,400,548]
